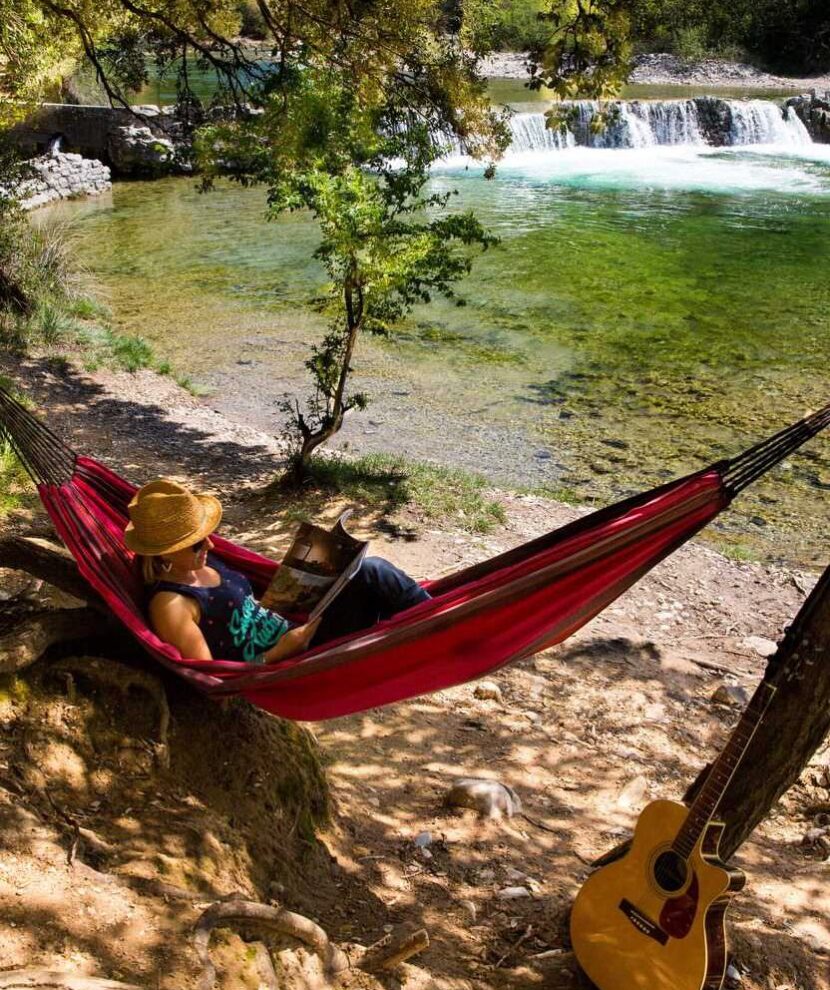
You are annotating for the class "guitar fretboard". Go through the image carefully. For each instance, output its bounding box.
[672,681,776,859]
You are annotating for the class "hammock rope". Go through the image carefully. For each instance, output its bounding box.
[721,403,830,494]
[1,383,827,721]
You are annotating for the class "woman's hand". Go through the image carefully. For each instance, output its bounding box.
[261,617,322,664]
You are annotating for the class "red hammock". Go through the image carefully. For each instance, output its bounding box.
[1,386,828,720]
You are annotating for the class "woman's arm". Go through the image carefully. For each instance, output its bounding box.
[150,593,213,660]
[260,617,321,664]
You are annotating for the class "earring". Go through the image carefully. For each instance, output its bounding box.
[161,560,173,573]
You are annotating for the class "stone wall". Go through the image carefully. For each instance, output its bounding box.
[16,152,111,210]
[10,103,186,177]
[786,92,830,143]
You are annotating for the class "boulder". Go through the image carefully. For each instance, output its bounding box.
[107,125,178,176]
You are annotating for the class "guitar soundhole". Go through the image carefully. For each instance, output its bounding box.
[653,851,688,893]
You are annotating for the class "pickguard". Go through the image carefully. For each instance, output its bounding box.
[659,870,700,938]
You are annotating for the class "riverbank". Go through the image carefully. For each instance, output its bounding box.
[481,50,830,92]
[0,355,828,989]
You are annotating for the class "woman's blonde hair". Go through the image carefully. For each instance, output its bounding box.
[138,554,168,585]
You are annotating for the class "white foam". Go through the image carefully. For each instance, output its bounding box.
[433,144,830,197]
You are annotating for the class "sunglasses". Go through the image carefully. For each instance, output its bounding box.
[191,537,210,553]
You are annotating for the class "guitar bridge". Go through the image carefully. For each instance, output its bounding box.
[619,899,669,945]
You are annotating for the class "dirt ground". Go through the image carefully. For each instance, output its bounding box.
[0,358,828,990]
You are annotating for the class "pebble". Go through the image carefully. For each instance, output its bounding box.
[414,830,432,848]
[711,684,750,707]
[497,886,532,900]
[444,778,522,819]
[474,681,503,702]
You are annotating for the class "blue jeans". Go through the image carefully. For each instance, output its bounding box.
[310,556,430,646]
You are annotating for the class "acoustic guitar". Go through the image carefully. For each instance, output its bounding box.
[570,647,793,990]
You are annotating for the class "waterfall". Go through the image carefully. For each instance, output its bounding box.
[508,113,575,152]
[501,98,812,155]
[724,100,811,146]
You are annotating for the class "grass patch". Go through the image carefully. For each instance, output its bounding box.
[718,541,762,564]
[0,379,33,517]
[302,452,506,533]
[102,330,155,372]
[67,296,111,321]
[527,483,586,506]
[174,373,212,397]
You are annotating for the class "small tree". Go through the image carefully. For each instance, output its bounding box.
[273,163,497,485]
[200,71,503,484]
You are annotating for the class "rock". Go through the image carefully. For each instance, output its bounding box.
[496,886,531,900]
[474,681,503,702]
[459,898,477,921]
[741,635,778,657]
[533,449,552,460]
[725,962,742,987]
[477,867,496,883]
[711,684,750,707]
[413,830,432,848]
[107,125,177,176]
[444,778,522,819]
[616,775,649,811]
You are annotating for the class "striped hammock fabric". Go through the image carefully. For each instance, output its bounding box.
[1,385,827,721]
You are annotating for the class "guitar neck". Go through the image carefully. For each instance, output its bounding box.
[672,680,776,858]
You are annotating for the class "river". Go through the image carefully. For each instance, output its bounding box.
[48,86,830,567]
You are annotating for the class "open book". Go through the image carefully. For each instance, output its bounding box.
[259,511,368,622]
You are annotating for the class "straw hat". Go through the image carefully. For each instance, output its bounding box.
[124,479,222,556]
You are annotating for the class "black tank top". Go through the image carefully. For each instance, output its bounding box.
[152,555,290,663]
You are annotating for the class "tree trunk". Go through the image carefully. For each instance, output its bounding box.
[716,565,830,860]
[290,298,362,482]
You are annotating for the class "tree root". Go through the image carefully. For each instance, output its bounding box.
[193,896,349,990]
[50,656,171,769]
[0,608,102,673]
[0,537,104,609]
[0,970,141,989]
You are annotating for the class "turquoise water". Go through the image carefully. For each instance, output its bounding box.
[52,138,830,567]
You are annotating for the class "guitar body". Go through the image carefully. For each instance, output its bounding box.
[570,800,745,990]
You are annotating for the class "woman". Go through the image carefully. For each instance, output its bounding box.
[124,479,430,665]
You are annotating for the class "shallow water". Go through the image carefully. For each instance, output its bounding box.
[53,126,830,568]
